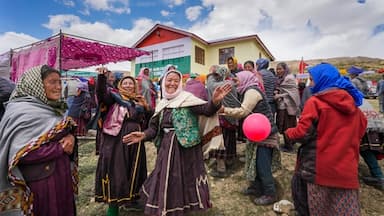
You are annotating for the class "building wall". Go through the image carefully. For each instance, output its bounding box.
[190,40,209,74]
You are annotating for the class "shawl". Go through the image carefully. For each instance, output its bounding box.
[154,91,225,158]
[0,96,77,215]
[276,74,301,115]
[309,63,363,106]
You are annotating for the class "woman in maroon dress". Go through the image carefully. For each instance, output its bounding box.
[94,68,151,215]
[124,70,231,216]
[0,65,77,216]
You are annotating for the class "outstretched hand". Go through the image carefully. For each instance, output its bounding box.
[122,131,145,145]
[212,83,232,105]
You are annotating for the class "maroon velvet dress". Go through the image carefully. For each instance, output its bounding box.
[141,101,219,216]
[18,131,76,216]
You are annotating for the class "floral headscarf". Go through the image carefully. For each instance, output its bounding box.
[236,71,261,94]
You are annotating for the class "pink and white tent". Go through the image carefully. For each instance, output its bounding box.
[2,32,150,81]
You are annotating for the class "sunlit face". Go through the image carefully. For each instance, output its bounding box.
[164,72,180,94]
[121,78,135,94]
[227,59,235,71]
[244,63,254,72]
[276,65,285,77]
[43,72,62,101]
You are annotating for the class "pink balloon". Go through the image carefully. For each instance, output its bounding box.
[242,113,271,142]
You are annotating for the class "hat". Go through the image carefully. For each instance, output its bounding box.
[190,73,199,78]
[77,82,89,92]
[348,66,364,75]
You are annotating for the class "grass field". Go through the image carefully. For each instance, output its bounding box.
[77,99,384,216]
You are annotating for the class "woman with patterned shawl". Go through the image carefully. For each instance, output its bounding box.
[94,68,151,216]
[206,66,239,177]
[274,62,301,153]
[123,69,231,216]
[0,65,78,216]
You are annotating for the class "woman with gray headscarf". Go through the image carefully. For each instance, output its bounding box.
[206,66,240,177]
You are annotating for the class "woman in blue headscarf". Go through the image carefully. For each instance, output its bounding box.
[285,63,367,216]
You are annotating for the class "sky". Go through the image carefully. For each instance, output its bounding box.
[1,0,383,70]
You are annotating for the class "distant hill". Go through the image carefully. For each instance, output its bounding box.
[271,56,384,74]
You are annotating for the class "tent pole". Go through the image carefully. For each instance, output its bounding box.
[59,29,65,78]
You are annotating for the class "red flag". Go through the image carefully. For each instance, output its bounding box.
[298,58,308,74]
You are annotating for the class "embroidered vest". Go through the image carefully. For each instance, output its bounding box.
[154,107,201,148]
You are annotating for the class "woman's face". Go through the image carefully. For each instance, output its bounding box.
[164,72,180,94]
[276,65,285,77]
[227,59,236,71]
[121,78,135,94]
[43,72,62,101]
[244,63,254,72]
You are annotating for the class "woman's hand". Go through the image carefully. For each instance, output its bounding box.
[60,134,75,154]
[212,83,232,105]
[135,95,148,109]
[96,67,109,76]
[123,132,145,145]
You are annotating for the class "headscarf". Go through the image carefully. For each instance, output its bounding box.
[308,63,363,106]
[348,66,364,75]
[161,70,183,100]
[138,67,150,80]
[236,71,261,94]
[276,62,290,85]
[117,76,138,101]
[10,65,67,115]
[227,56,238,65]
[256,58,269,71]
[77,81,89,92]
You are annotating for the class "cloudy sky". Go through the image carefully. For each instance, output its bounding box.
[1,0,383,65]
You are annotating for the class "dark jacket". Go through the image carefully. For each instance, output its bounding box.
[0,77,15,121]
[285,89,367,189]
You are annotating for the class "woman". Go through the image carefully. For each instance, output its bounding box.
[67,82,92,136]
[285,63,367,216]
[94,68,150,215]
[274,62,301,152]
[221,71,279,205]
[206,66,239,177]
[0,65,77,216]
[137,67,157,110]
[124,69,231,216]
[243,60,265,92]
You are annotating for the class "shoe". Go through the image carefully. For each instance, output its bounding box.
[362,176,384,191]
[280,146,294,153]
[209,169,229,178]
[253,195,277,205]
[241,187,262,197]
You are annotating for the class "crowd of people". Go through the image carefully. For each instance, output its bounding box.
[0,57,383,216]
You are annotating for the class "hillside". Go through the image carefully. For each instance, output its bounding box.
[271,56,384,74]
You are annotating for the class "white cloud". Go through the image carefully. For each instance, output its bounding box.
[62,0,75,7]
[167,0,185,8]
[161,10,170,17]
[189,0,384,60]
[0,32,39,53]
[186,6,203,21]
[83,0,130,14]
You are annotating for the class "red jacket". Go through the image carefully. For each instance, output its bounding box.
[285,89,367,189]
